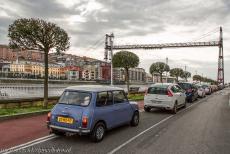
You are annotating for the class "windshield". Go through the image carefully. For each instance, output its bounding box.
[58,91,91,106]
[147,86,168,95]
[202,85,208,88]
[178,83,191,90]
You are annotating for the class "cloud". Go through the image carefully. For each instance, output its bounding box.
[0,0,230,82]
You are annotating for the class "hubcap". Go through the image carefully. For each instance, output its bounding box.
[96,126,104,140]
[174,105,177,112]
[134,114,139,124]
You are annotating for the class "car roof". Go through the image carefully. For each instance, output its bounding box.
[150,83,175,87]
[65,85,124,92]
[178,82,193,85]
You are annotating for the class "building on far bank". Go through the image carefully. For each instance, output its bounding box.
[63,66,81,80]
[9,60,62,79]
[0,45,44,62]
[147,73,176,83]
[113,67,146,83]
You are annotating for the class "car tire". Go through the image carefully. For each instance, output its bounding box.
[172,103,178,114]
[144,106,151,112]
[131,111,139,126]
[182,100,187,108]
[90,122,106,142]
[52,129,65,136]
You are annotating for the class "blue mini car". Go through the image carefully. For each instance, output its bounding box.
[47,85,139,142]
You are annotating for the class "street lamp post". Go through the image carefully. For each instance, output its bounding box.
[166,57,168,83]
[110,33,114,86]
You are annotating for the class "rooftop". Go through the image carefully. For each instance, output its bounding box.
[65,85,124,92]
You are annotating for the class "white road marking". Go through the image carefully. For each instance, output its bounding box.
[108,95,212,154]
[1,134,57,154]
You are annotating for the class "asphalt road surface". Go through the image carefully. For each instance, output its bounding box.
[2,88,230,154]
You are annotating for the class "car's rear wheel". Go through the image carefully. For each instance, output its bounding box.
[172,103,178,114]
[182,100,187,108]
[131,111,139,126]
[90,122,105,142]
[144,106,151,112]
[52,129,65,136]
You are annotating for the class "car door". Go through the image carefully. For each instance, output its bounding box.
[170,85,181,104]
[192,84,198,100]
[175,85,186,105]
[94,91,117,129]
[113,90,133,125]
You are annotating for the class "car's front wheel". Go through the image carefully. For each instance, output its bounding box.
[182,100,187,108]
[172,103,178,114]
[90,122,106,142]
[131,111,139,126]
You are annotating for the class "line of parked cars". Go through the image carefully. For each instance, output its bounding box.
[46,83,224,142]
[144,82,223,114]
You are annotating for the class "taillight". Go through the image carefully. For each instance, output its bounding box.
[47,112,51,122]
[187,88,192,93]
[82,116,88,128]
[145,88,148,96]
[167,90,173,97]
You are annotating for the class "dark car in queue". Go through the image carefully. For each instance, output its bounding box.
[178,82,198,103]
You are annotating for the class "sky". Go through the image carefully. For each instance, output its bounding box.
[0,0,230,82]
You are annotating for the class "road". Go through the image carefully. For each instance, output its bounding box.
[1,88,230,154]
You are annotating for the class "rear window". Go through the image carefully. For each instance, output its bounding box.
[58,91,91,106]
[202,85,208,88]
[147,86,168,95]
[178,83,192,90]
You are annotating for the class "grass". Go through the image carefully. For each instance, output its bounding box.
[0,94,144,117]
[128,93,144,101]
[0,104,54,116]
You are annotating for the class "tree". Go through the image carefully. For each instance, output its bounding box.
[193,75,202,82]
[149,62,170,83]
[182,71,191,82]
[170,68,184,82]
[8,18,70,108]
[113,51,139,93]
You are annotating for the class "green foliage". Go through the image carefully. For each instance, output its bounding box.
[193,75,217,84]
[182,71,191,81]
[113,51,139,69]
[0,105,54,116]
[193,75,202,81]
[8,18,70,52]
[170,68,184,82]
[149,62,170,75]
[128,93,144,101]
[149,62,170,82]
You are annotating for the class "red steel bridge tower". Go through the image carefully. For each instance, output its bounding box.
[105,27,224,85]
[217,27,224,85]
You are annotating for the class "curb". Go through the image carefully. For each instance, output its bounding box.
[229,92,230,107]
[0,110,50,122]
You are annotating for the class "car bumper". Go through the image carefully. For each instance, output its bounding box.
[47,122,91,135]
[144,103,173,110]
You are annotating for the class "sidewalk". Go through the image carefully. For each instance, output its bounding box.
[0,114,49,149]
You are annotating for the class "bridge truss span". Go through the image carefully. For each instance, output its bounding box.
[104,27,224,85]
[112,41,220,50]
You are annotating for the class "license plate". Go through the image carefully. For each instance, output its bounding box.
[151,100,161,104]
[57,117,73,124]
